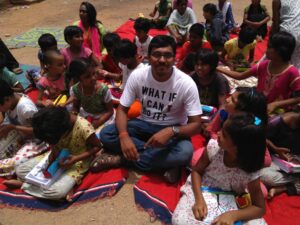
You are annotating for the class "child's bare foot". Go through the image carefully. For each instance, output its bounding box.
[2,179,23,189]
[268,186,287,199]
[66,189,74,202]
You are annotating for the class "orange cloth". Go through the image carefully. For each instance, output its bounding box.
[127,100,142,119]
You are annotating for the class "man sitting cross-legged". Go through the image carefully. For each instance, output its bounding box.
[92,35,202,183]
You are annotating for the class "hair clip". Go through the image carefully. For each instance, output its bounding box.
[254,117,261,125]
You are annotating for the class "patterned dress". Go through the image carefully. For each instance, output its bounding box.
[172,139,266,225]
[55,116,95,183]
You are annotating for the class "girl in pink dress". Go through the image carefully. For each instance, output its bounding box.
[61,26,100,68]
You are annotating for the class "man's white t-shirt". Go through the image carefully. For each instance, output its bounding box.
[119,62,145,90]
[6,94,38,126]
[120,65,202,126]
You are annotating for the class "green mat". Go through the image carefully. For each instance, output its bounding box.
[4,27,67,49]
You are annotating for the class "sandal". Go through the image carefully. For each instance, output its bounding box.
[90,153,122,172]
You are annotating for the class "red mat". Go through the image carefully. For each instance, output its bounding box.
[115,19,168,42]
[0,169,128,210]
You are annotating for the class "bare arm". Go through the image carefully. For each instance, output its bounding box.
[191,149,211,220]
[36,89,54,107]
[217,66,254,80]
[0,124,33,138]
[93,100,114,128]
[59,133,102,169]
[90,53,101,67]
[149,5,158,17]
[116,104,139,161]
[267,96,300,114]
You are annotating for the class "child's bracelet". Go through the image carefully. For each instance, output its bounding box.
[118,131,129,138]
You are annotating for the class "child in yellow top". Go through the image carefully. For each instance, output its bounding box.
[221,26,257,70]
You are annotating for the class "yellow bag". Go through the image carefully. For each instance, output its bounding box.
[53,94,67,106]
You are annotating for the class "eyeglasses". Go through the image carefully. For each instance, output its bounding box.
[150,52,174,59]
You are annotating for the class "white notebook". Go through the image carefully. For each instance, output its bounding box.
[25,152,64,189]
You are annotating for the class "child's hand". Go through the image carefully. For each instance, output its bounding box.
[59,155,76,169]
[212,212,235,225]
[96,68,108,79]
[200,123,211,140]
[274,147,290,161]
[267,102,279,114]
[0,124,14,138]
[43,99,54,107]
[192,201,207,220]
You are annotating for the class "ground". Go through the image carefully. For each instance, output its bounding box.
[0,0,272,224]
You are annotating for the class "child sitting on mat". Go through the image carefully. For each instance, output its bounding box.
[101,33,122,75]
[61,25,100,68]
[173,113,267,225]
[261,111,300,198]
[149,0,172,29]
[36,50,66,107]
[221,26,257,70]
[37,33,58,76]
[177,23,212,73]
[0,80,49,178]
[203,3,229,51]
[69,58,114,130]
[3,107,102,201]
[166,0,197,45]
[242,0,270,41]
[134,17,153,61]
[191,49,229,109]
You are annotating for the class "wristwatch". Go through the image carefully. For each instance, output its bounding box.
[172,126,180,137]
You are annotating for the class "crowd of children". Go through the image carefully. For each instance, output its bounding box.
[1,0,300,224]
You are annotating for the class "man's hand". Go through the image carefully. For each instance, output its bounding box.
[144,127,173,148]
[120,135,139,161]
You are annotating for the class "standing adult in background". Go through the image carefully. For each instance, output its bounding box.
[93,35,202,183]
[74,1,106,60]
[271,0,300,71]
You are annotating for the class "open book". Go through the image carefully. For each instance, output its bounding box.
[25,150,69,189]
[201,187,242,225]
[271,155,300,173]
